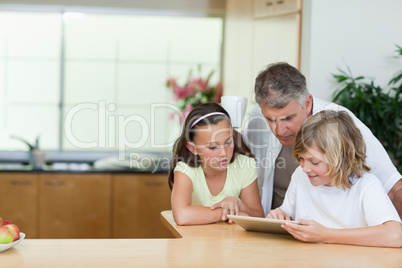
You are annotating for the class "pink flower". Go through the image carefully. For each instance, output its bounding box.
[172,86,192,100]
[198,79,210,92]
[166,77,177,88]
[187,78,209,92]
[166,68,223,121]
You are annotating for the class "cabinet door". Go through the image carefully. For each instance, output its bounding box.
[0,173,38,238]
[254,0,275,17]
[113,174,173,238]
[254,0,300,18]
[253,13,301,74]
[275,0,300,14]
[39,173,111,238]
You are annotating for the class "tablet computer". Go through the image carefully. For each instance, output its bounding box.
[227,215,300,235]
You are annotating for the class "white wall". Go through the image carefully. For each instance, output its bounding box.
[301,0,402,101]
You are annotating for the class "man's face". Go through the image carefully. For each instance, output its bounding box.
[260,94,313,146]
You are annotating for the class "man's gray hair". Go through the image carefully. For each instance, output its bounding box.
[255,62,309,108]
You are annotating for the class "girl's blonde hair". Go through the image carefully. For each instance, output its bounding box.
[168,103,237,189]
[292,110,370,189]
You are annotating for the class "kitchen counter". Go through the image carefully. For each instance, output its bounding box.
[0,164,168,174]
[2,211,401,267]
[0,151,170,173]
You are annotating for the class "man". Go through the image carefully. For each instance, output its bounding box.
[242,62,402,217]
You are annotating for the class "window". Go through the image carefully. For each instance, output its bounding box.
[0,10,223,153]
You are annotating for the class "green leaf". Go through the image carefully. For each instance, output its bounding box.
[331,56,401,169]
[205,70,214,83]
[389,73,402,86]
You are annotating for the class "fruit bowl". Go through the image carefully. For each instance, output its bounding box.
[0,232,25,253]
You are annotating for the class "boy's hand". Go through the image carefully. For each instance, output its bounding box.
[210,197,243,222]
[282,219,329,243]
[266,208,291,220]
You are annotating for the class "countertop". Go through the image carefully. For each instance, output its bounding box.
[2,211,401,267]
[0,164,168,174]
[0,151,170,173]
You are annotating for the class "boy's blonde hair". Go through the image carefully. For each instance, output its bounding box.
[292,110,371,189]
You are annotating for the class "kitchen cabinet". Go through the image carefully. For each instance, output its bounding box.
[0,173,39,238]
[253,0,300,18]
[253,13,300,74]
[223,0,301,118]
[0,172,172,239]
[112,174,173,238]
[39,173,112,238]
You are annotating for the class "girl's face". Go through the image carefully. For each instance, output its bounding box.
[298,144,332,187]
[189,120,234,172]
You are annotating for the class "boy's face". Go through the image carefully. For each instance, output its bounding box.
[260,94,313,147]
[298,145,331,187]
[187,120,234,172]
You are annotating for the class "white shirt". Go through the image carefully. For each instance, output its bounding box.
[280,167,401,228]
[243,95,401,215]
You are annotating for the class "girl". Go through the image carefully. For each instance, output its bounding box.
[168,103,264,225]
[267,110,402,248]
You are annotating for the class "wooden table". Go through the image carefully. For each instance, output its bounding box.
[2,211,401,267]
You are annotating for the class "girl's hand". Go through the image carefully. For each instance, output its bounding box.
[282,219,329,243]
[210,197,243,222]
[266,208,291,220]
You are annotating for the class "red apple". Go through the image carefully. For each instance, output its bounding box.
[0,226,13,244]
[3,224,20,241]
[3,220,12,225]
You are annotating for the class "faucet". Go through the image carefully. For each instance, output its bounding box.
[10,135,46,169]
[10,135,38,151]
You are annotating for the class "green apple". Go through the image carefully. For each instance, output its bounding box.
[0,226,13,244]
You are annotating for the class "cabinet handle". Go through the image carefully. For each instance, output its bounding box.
[145,181,164,187]
[10,180,32,186]
[265,2,273,6]
[44,181,66,186]
[277,0,284,4]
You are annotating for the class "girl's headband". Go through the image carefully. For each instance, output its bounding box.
[190,112,226,128]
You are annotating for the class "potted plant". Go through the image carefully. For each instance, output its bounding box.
[332,45,402,172]
[166,66,223,122]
